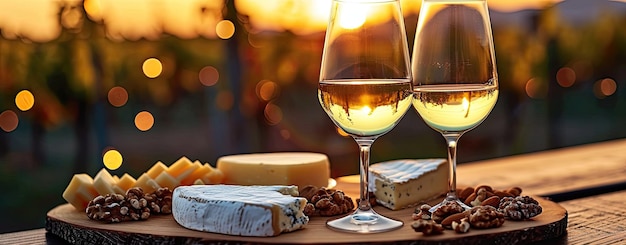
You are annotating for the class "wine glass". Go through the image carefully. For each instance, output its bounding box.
[318,0,412,233]
[411,0,498,211]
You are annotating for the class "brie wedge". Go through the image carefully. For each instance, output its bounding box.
[172,185,309,237]
[369,159,448,210]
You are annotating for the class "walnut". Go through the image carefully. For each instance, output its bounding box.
[498,196,542,220]
[470,188,489,207]
[301,187,354,216]
[411,219,444,235]
[86,187,173,223]
[432,202,464,223]
[468,206,505,229]
[452,217,471,233]
[412,204,432,220]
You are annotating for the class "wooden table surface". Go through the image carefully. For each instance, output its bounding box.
[3,138,626,244]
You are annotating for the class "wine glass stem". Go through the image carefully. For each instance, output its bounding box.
[443,133,461,201]
[356,137,376,211]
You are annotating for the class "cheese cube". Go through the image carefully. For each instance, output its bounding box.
[180,162,211,185]
[200,165,224,184]
[166,156,194,178]
[93,168,121,195]
[115,173,136,192]
[155,171,179,190]
[62,174,99,210]
[369,159,449,210]
[133,173,161,193]
[146,161,168,179]
[217,152,329,188]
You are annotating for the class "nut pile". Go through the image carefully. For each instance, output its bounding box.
[411,185,542,235]
[299,185,355,216]
[86,187,172,223]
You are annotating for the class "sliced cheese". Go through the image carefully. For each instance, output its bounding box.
[146,161,168,179]
[217,152,329,188]
[369,159,448,210]
[167,156,194,178]
[62,174,99,210]
[180,162,212,185]
[172,185,309,237]
[115,173,136,191]
[155,171,179,190]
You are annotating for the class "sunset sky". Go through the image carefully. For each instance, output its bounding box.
[0,0,623,42]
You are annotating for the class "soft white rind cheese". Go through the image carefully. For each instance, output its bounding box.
[172,185,309,237]
[369,159,448,210]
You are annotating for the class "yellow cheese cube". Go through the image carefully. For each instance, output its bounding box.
[200,165,224,184]
[192,179,205,185]
[93,168,121,195]
[133,173,161,193]
[155,171,179,190]
[180,162,213,185]
[115,173,136,192]
[62,174,99,211]
[166,156,194,178]
[146,161,168,179]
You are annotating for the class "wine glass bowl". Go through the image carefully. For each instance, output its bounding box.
[318,0,411,233]
[411,0,499,211]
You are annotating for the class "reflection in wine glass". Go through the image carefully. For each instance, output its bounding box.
[318,0,412,233]
[411,0,499,212]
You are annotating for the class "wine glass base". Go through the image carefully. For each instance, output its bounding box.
[326,209,403,233]
[428,197,472,213]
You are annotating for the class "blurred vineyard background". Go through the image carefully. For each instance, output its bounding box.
[1,0,626,233]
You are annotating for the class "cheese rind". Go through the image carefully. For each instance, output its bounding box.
[172,185,309,237]
[369,159,448,210]
[217,152,330,188]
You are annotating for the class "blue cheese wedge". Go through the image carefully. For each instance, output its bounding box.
[369,159,448,210]
[172,185,309,237]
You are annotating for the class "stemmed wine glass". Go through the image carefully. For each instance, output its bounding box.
[318,0,412,233]
[411,0,499,211]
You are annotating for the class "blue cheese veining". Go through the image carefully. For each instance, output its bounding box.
[172,185,309,237]
[369,159,448,210]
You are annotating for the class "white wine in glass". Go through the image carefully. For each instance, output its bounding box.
[411,0,499,211]
[318,0,412,233]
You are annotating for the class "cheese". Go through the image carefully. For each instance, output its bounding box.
[172,185,309,237]
[217,152,330,188]
[369,159,448,210]
[93,168,121,195]
[146,161,168,179]
[62,174,100,210]
[133,173,161,193]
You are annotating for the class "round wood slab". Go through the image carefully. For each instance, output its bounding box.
[46,178,567,244]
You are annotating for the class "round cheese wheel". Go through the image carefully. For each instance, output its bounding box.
[216,152,330,189]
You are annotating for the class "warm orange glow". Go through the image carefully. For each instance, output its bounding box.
[0,110,19,132]
[216,91,234,111]
[103,149,123,170]
[264,103,283,125]
[216,20,235,39]
[107,86,128,107]
[525,78,547,99]
[199,66,219,86]
[280,129,291,140]
[15,90,34,111]
[134,111,155,131]
[336,127,349,137]
[594,78,617,99]
[556,67,576,88]
[256,80,279,102]
[143,58,163,78]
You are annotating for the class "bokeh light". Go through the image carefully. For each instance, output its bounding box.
[199,66,219,86]
[216,20,235,39]
[280,129,291,140]
[134,111,155,131]
[142,58,163,78]
[256,79,279,102]
[103,148,123,170]
[0,110,19,132]
[525,78,547,99]
[556,67,576,88]
[15,90,35,111]
[107,86,129,107]
[594,78,617,99]
[264,103,283,125]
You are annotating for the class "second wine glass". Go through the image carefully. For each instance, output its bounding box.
[411,0,499,211]
[319,0,412,233]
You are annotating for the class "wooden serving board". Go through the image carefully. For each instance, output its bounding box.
[46,177,567,245]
